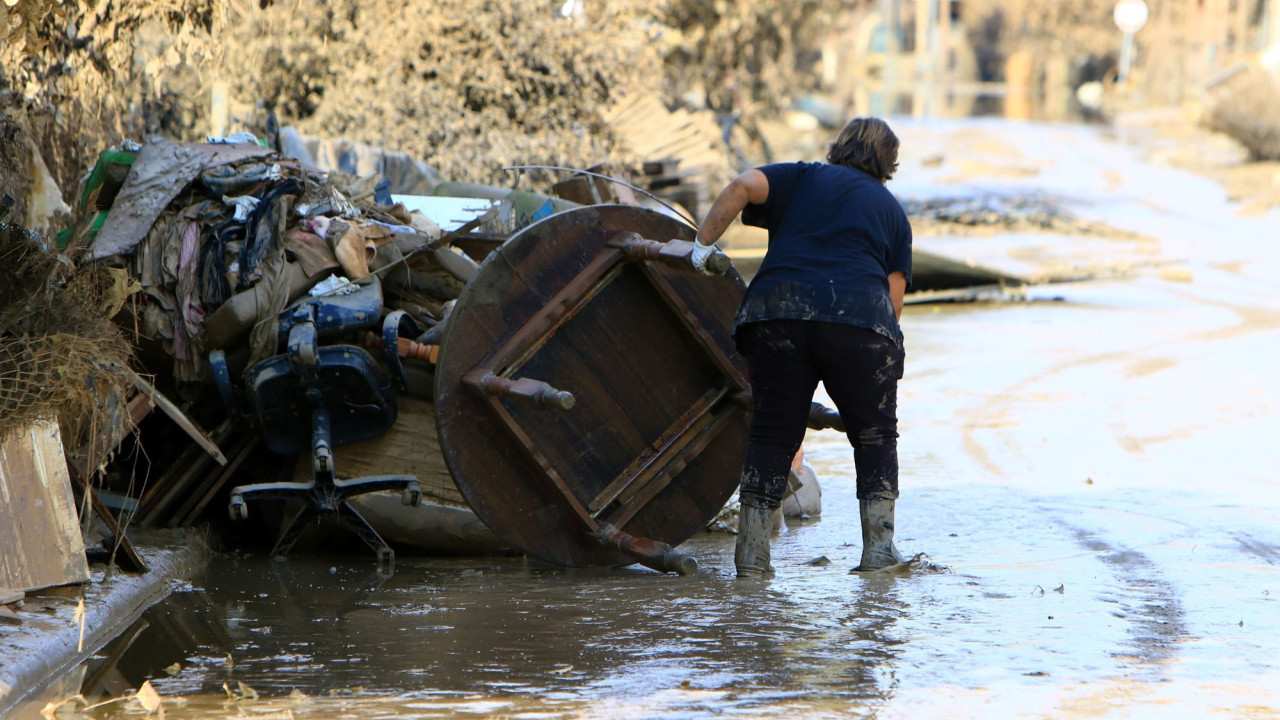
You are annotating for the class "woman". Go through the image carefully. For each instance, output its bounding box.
[691,117,912,576]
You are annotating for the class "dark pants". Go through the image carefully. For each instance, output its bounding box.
[737,320,904,508]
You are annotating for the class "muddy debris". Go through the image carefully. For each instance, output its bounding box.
[1207,64,1280,162]
[902,192,1142,238]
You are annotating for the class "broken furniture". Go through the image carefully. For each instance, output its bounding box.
[211,276,422,566]
[434,205,743,575]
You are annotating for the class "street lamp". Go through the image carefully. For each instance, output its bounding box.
[1114,0,1149,84]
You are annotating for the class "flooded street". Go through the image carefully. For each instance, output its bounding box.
[33,119,1280,719]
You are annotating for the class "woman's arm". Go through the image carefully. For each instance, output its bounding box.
[888,271,907,321]
[696,169,770,247]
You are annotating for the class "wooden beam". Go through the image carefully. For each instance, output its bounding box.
[127,369,227,466]
[66,462,148,573]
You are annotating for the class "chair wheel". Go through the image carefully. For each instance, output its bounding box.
[401,483,422,507]
[229,496,248,521]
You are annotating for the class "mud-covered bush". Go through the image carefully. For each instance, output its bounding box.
[1208,67,1280,161]
[657,0,846,113]
[221,0,658,185]
[2,0,866,196]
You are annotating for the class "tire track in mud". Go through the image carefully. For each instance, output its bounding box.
[1233,534,1280,566]
[1065,525,1190,675]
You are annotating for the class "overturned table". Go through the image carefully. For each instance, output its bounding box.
[434,205,749,575]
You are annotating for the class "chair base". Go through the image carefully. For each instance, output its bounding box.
[229,474,420,569]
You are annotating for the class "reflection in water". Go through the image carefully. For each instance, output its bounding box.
[57,458,1280,718]
[67,548,909,718]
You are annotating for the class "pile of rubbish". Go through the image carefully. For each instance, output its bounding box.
[1207,63,1280,162]
[900,192,1135,237]
[13,127,833,560]
[40,132,624,534]
[73,135,475,385]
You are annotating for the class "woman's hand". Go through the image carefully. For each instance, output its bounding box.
[691,239,718,274]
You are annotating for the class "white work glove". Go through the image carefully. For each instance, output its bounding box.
[691,239,717,275]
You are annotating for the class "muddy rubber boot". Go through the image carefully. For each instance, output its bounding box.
[735,499,776,577]
[856,497,904,571]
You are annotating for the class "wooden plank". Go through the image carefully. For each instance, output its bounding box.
[0,421,91,592]
[137,420,233,525]
[67,462,148,573]
[69,390,154,480]
[606,404,737,529]
[128,370,227,465]
[171,434,259,527]
[142,452,218,527]
[293,395,464,507]
[134,442,205,522]
[589,388,722,514]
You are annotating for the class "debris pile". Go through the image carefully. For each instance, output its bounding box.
[2,0,839,213]
[901,193,1140,237]
[0,220,131,460]
[1207,65,1280,162]
[76,136,475,385]
[58,133,595,531]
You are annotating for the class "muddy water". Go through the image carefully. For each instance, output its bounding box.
[55,307,1280,718]
[36,120,1280,719]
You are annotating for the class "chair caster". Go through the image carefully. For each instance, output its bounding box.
[401,482,422,507]
[376,546,395,577]
[229,495,248,521]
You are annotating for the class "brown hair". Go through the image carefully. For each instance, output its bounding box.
[826,117,900,182]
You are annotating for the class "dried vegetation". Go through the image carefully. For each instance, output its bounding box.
[2,0,852,197]
[659,0,845,114]
[221,0,663,186]
[0,222,132,449]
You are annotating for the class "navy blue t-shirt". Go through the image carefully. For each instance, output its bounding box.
[734,161,913,344]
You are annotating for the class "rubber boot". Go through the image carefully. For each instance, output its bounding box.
[856,497,904,571]
[735,499,776,577]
